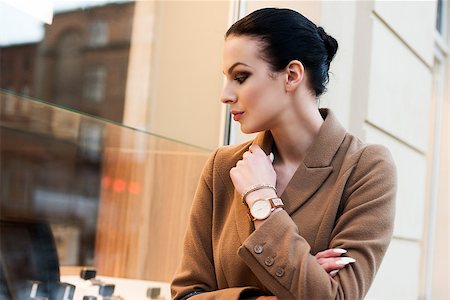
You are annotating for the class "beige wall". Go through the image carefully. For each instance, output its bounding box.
[148,1,229,150]
[320,1,357,131]
[430,58,449,299]
[124,1,230,150]
[123,1,156,130]
[347,1,441,299]
[430,14,450,298]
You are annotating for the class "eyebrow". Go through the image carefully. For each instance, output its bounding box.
[223,62,251,75]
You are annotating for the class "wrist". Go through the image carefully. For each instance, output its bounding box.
[241,184,276,205]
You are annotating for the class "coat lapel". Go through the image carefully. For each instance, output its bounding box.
[279,164,332,214]
[253,109,346,215]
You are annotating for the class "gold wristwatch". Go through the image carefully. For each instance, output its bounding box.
[248,197,284,221]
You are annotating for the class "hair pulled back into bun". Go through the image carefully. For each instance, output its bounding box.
[226,8,339,97]
[317,26,338,64]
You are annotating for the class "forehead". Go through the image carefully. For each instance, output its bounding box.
[223,35,265,70]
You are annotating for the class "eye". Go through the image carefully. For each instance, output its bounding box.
[233,72,249,84]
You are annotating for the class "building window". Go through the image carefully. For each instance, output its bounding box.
[436,0,448,36]
[79,121,103,161]
[20,85,30,95]
[83,65,106,103]
[88,20,108,47]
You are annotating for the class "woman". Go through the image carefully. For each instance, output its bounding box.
[171,8,396,300]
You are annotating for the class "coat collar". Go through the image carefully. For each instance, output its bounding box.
[251,109,345,168]
[235,109,347,242]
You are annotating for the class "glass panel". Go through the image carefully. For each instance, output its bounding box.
[0,90,211,299]
[0,0,227,150]
[0,1,133,123]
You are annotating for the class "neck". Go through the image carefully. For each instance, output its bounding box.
[270,105,324,166]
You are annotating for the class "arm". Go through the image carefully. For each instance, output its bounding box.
[236,145,396,299]
[171,150,265,300]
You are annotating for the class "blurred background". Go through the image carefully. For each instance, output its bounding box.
[0,0,448,299]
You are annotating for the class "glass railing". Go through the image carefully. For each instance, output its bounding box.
[0,90,211,300]
[0,0,226,152]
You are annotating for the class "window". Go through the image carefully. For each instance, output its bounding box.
[83,65,106,103]
[79,121,103,161]
[88,19,108,47]
[436,0,448,37]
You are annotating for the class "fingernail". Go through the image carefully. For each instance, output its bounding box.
[336,257,356,265]
[333,248,347,254]
[329,270,339,276]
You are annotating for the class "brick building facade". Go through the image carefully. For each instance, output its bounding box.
[0,43,38,96]
[1,2,135,122]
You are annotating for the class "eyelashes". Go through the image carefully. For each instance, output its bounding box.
[233,72,250,84]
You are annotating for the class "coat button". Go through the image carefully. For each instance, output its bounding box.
[253,244,264,254]
[275,267,285,277]
[264,256,274,266]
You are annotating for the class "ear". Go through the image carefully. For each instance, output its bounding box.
[285,60,305,92]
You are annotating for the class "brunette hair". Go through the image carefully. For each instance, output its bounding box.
[226,8,338,97]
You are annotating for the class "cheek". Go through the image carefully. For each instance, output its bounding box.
[241,79,266,105]
[244,88,262,105]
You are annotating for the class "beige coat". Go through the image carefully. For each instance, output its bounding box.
[171,109,396,300]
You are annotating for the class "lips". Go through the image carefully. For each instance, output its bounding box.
[231,110,244,121]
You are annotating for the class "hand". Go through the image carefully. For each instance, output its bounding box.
[255,297,278,300]
[315,248,356,277]
[230,145,277,205]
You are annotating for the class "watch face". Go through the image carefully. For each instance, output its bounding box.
[250,199,271,220]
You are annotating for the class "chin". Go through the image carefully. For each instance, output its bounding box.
[239,124,262,135]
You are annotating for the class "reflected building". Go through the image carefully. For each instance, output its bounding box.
[0,2,136,268]
[0,1,135,122]
[0,42,38,96]
[0,92,103,267]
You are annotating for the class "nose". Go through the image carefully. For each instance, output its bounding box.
[220,84,237,104]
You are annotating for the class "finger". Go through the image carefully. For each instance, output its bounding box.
[318,260,345,273]
[249,145,265,156]
[317,257,356,272]
[329,270,339,277]
[316,257,347,266]
[235,160,244,167]
[229,167,238,179]
[242,151,251,159]
[315,248,347,259]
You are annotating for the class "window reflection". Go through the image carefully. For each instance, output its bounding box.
[1,1,133,123]
[0,93,102,267]
[1,0,222,297]
[1,43,37,96]
[83,65,106,103]
[0,90,209,299]
[88,19,108,47]
[54,32,84,107]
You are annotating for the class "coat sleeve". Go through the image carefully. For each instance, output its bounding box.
[171,149,264,300]
[237,144,397,300]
